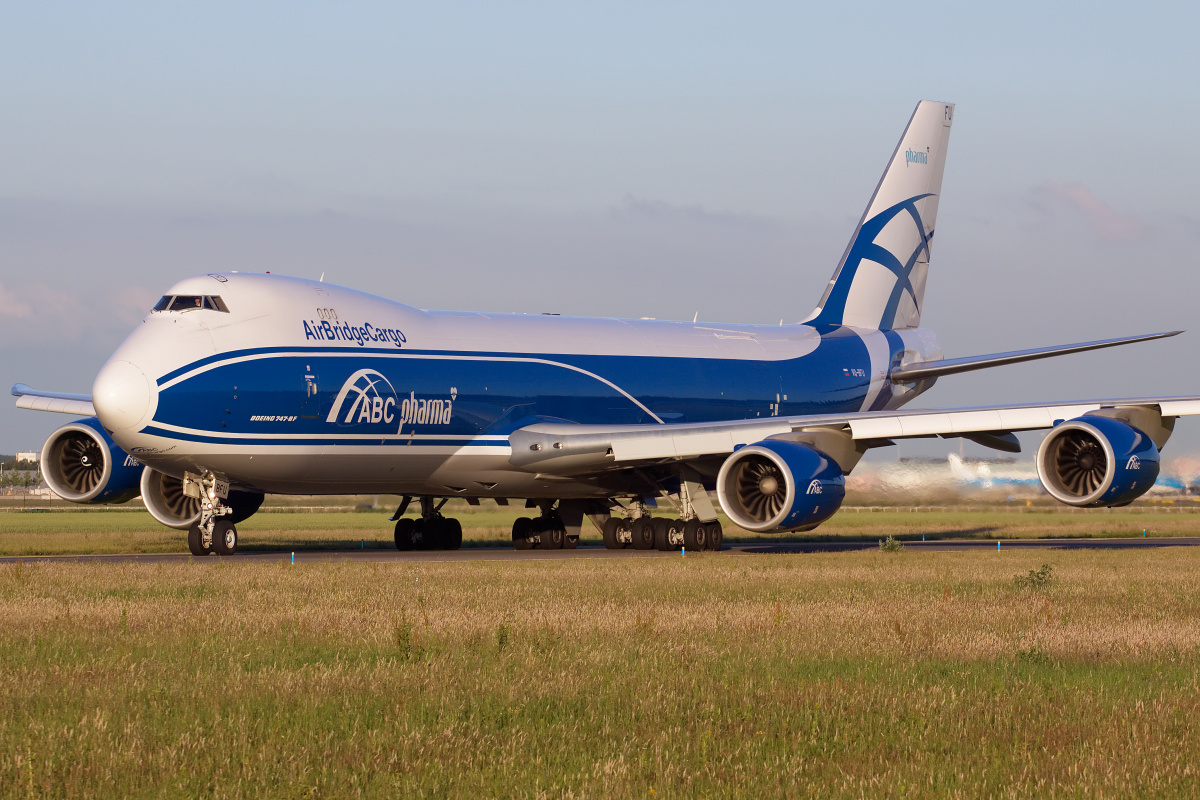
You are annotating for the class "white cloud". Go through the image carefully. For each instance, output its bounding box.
[1040,182,1145,242]
[0,282,33,319]
[108,285,158,326]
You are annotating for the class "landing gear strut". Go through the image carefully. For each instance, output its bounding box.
[600,484,725,552]
[511,501,575,550]
[393,496,463,551]
[184,471,238,557]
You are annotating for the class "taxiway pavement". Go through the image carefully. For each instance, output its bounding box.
[2,536,1197,565]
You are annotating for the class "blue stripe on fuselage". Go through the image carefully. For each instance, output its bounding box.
[149,330,894,441]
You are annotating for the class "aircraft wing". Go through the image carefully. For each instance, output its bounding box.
[508,396,1200,475]
[11,384,96,417]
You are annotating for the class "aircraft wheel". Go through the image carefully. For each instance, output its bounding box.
[537,517,564,549]
[212,520,238,556]
[630,518,655,550]
[653,518,673,551]
[442,518,463,550]
[706,522,724,551]
[187,523,212,557]
[512,517,534,550]
[417,519,444,550]
[602,517,624,549]
[563,531,579,549]
[394,518,416,551]
[683,519,708,550]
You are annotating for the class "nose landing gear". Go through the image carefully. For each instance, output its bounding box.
[184,470,239,557]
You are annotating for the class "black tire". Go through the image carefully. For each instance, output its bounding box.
[537,517,565,549]
[602,517,623,549]
[212,520,238,556]
[563,533,579,550]
[442,518,463,550]
[706,522,724,551]
[631,517,655,550]
[394,518,416,551]
[416,519,441,550]
[654,517,673,551]
[512,517,534,550]
[186,523,211,557]
[683,519,708,550]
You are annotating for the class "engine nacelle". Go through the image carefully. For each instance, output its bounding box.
[40,417,143,504]
[716,440,846,533]
[1036,415,1160,508]
[141,468,265,529]
[140,468,201,529]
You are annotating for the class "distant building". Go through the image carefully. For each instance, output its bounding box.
[15,452,38,463]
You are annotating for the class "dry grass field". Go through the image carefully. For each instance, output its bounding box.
[4,538,1200,796]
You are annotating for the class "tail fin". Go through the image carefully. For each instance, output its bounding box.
[806,100,954,330]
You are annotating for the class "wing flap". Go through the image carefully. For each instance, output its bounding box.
[14,395,97,416]
[848,404,1097,440]
[12,383,96,417]
[1160,399,1200,416]
[612,430,742,461]
[510,396,1200,475]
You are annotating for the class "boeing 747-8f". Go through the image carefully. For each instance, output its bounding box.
[14,101,1197,555]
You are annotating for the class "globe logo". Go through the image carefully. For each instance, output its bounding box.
[326,369,397,425]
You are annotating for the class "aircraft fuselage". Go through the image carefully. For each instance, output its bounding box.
[93,273,941,497]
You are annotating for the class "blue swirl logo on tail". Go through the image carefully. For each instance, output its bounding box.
[809,193,934,330]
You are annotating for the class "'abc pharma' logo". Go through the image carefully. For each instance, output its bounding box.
[327,369,397,425]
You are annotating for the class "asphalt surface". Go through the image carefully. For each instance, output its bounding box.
[3,537,1199,565]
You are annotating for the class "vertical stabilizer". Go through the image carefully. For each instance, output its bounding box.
[806,100,954,330]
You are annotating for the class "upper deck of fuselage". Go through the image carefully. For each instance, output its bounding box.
[119,273,824,378]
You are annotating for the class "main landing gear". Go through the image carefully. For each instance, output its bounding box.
[601,483,724,552]
[511,501,578,550]
[601,514,723,552]
[393,496,464,551]
[185,471,240,557]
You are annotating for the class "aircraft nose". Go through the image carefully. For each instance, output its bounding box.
[92,360,156,431]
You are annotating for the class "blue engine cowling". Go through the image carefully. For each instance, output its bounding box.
[716,439,846,532]
[1035,415,1160,508]
[40,417,144,504]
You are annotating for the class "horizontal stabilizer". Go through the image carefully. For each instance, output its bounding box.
[889,331,1181,383]
[11,383,96,417]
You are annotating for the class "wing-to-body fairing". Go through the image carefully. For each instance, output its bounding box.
[14,100,1196,555]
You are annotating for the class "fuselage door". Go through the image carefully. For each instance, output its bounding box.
[302,368,320,419]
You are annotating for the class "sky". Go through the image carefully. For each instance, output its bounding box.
[2,1,1199,465]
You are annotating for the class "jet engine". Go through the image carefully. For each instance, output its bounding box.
[140,468,200,529]
[40,417,143,504]
[716,440,845,532]
[141,468,265,529]
[1036,415,1160,508]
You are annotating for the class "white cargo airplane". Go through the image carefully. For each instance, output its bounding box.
[14,101,1198,556]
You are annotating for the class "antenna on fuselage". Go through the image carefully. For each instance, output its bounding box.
[319,273,325,282]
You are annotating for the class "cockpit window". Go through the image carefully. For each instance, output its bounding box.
[169,295,205,311]
[152,295,229,313]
